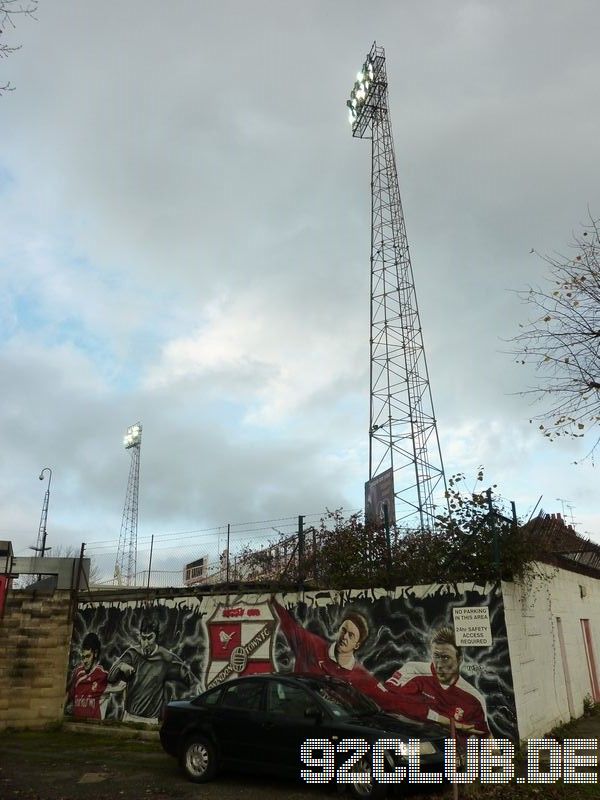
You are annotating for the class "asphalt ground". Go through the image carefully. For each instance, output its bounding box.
[0,728,447,800]
[1,718,599,800]
[1,729,318,800]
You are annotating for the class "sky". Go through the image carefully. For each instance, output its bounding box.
[1,1,598,582]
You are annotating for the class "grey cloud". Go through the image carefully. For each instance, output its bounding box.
[1,1,599,558]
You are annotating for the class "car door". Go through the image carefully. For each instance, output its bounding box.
[211,679,267,768]
[262,679,334,777]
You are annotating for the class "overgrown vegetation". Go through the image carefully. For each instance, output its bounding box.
[546,696,600,744]
[583,694,600,717]
[236,471,552,589]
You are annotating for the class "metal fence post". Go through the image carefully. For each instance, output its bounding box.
[226,523,231,585]
[70,542,86,622]
[146,534,154,591]
[486,488,500,576]
[298,515,305,585]
[383,502,392,582]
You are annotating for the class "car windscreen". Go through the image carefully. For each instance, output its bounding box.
[309,682,380,717]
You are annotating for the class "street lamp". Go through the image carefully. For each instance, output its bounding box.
[35,467,53,559]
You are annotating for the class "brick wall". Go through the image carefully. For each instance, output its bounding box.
[0,589,73,731]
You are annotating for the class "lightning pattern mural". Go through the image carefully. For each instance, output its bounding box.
[66,582,517,739]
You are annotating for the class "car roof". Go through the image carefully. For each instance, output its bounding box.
[211,673,356,690]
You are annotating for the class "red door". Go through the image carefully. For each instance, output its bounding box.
[581,619,600,702]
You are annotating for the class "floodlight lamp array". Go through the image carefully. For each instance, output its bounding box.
[347,58,376,126]
[123,423,142,449]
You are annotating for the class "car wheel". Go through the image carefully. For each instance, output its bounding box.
[347,755,388,800]
[180,735,217,783]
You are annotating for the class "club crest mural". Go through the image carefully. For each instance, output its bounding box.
[205,601,276,688]
[67,582,517,739]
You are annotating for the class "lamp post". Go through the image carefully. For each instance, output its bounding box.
[35,467,53,559]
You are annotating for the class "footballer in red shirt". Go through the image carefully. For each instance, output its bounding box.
[67,633,109,720]
[377,627,490,737]
[272,600,490,740]
[271,597,385,698]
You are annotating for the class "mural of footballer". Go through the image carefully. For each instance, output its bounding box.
[377,626,490,737]
[271,598,489,737]
[270,596,384,697]
[66,632,110,720]
[107,618,196,722]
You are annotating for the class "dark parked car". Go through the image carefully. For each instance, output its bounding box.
[160,673,448,798]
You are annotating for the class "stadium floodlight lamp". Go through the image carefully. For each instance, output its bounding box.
[123,422,142,449]
[347,47,381,133]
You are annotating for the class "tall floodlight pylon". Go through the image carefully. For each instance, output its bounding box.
[115,422,142,585]
[348,43,448,530]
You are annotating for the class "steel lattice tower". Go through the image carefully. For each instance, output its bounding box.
[348,43,448,530]
[115,422,142,585]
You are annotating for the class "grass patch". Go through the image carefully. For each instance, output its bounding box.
[547,717,585,742]
[0,729,157,754]
[583,695,600,717]
[462,785,599,799]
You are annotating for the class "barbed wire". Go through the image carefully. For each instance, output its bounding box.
[80,509,364,586]
[87,522,299,553]
[85,510,360,554]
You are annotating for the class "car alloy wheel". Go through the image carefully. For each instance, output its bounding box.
[348,755,388,800]
[180,735,217,783]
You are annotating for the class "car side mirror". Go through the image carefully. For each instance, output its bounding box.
[304,705,323,723]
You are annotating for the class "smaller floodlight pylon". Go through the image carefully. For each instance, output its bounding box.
[115,422,142,585]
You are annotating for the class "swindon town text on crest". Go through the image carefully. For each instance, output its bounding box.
[204,601,276,689]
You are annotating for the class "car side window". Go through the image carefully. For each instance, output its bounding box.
[266,681,313,718]
[201,688,222,706]
[221,680,264,711]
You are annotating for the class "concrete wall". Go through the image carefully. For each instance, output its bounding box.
[70,583,518,738]
[6,568,597,740]
[0,589,72,731]
[502,563,600,739]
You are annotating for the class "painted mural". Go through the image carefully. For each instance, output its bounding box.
[67,582,517,739]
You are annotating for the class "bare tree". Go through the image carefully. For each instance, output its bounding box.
[511,215,600,454]
[1,0,38,93]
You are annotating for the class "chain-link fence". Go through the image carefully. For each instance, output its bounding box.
[84,506,600,593]
[10,502,600,596]
[85,511,345,590]
[82,508,449,592]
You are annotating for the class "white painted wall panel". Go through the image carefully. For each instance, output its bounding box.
[502,564,600,739]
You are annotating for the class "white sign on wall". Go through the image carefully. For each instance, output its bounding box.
[453,606,492,647]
